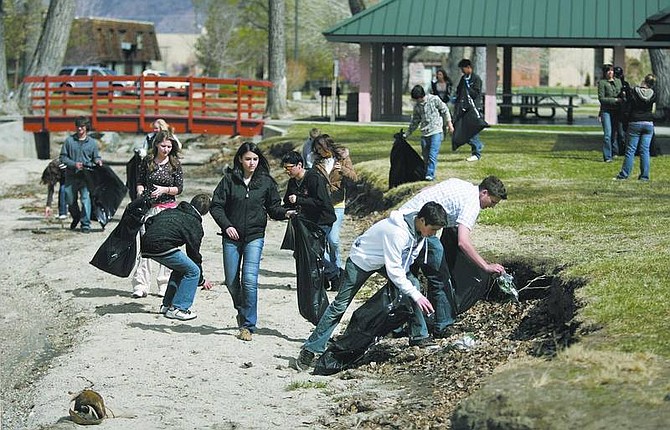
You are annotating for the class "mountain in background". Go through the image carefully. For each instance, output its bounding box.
[75,0,201,34]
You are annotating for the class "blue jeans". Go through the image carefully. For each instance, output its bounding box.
[618,121,653,180]
[223,237,264,331]
[469,133,484,158]
[153,250,201,311]
[303,258,429,354]
[58,183,68,216]
[418,235,456,332]
[319,224,339,281]
[601,111,620,161]
[326,207,345,270]
[63,174,91,229]
[421,132,443,179]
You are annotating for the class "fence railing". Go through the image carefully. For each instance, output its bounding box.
[22,74,272,137]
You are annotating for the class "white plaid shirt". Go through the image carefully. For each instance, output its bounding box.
[399,178,480,230]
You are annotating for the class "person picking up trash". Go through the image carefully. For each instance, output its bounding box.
[294,201,448,371]
[140,194,213,321]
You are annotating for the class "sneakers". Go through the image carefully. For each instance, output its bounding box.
[295,348,315,371]
[81,227,91,234]
[409,336,438,348]
[237,328,252,341]
[466,155,480,162]
[424,175,434,181]
[57,214,67,220]
[158,305,170,314]
[131,290,148,298]
[165,307,197,321]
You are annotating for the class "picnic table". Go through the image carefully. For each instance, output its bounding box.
[498,92,579,124]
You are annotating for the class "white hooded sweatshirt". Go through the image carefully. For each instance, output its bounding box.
[348,210,424,301]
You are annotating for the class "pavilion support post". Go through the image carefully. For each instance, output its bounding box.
[382,45,394,118]
[358,43,372,122]
[392,45,404,119]
[501,46,513,122]
[485,44,498,125]
[371,43,383,121]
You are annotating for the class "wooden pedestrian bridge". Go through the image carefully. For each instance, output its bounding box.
[22,74,272,155]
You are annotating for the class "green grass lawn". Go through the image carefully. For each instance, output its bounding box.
[263,123,670,358]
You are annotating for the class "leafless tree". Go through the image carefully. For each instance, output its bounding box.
[18,0,75,111]
[194,0,244,77]
[649,49,670,119]
[0,0,9,106]
[265,0,286,118]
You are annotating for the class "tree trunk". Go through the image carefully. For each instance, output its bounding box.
[0,0,9,103]
[18,0,75,112]
[472,46,487,93]
[348,0,366,15]
[447,46,464,87]
[649,49,670,120]
[265,0,287,118]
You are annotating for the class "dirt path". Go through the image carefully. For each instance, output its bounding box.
[0,156,396,429]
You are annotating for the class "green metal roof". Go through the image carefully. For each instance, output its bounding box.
[323,0,670,47]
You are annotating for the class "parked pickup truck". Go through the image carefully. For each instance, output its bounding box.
[138,70,190,97]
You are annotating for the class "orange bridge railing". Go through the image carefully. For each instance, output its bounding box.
[22,74,272,137]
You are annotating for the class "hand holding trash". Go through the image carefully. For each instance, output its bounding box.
[486,262,506,275]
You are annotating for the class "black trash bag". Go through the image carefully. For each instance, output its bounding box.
[88,165,127,228]
[125,152,142,201]
[441,227,492,314]
[313,282,414,376]
[285,216,329,325]
[452,106,489,151]
[389,130,425,189]
[89,194,152,277]
[280,217,296,251]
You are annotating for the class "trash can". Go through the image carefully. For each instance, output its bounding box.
[346,93,359,121]
[34,132,51,160]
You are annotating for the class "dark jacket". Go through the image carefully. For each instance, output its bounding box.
[284,169,336,227]
[598,78,623,112]
[210,168,287,243]
[626,86,656,123]
[140,201,206,284]
[431,79,452,104]
[455,72,483,116]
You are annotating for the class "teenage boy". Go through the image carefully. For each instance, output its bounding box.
[282,151,339,285]
[295,201,448,371]
[141,194,213,321]
[59,116,102,232]
[399,176,507,338]
[405,85,454,181]
[455,59,485,161]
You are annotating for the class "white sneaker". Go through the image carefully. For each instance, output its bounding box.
[57,214,67,220]
[159,305,170,314]
[466,155,480,162]
[165,308,197,321]
[131,290,148,298]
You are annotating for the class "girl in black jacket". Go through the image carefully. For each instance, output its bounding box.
[210,142,290,341]
[616,74,657,181]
